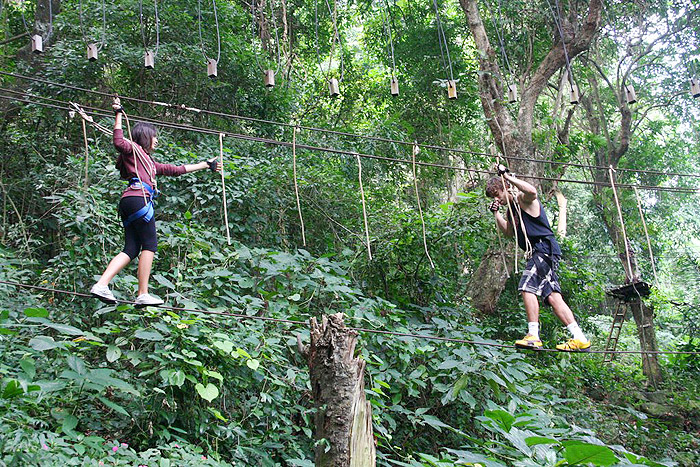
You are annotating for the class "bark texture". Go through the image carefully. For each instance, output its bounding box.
[458,0,603,313]
[309,313,375,467]
[580,73,663,383]
[630,300,663,387]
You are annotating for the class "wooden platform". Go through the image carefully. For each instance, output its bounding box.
[606,281,652,302]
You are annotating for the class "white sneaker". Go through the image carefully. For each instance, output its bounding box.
[90,283,117,304]
[134,293,164,308]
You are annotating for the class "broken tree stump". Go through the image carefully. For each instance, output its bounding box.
[308,313,376,466]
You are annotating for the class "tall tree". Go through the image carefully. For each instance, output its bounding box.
[578,2,700,383]
[457,0,603,313]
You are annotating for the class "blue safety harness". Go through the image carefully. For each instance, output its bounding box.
[123,178,160,227]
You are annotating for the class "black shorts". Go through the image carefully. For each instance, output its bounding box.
[119,196,157,259]
[517,251,562,301]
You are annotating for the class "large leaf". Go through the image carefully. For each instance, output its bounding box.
[564,443,617,466]
[526,436,561,447]
[446,449,507,467]
[29,336,62,351]
[46,322,84,336]
[98,396,130,416]
[195,383,219,402]
[106,345,122,363]
[484,409,515,432]
[134,329,164,341]
[24,307,49,318]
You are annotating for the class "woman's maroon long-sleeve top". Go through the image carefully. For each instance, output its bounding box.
[114,129,186,199]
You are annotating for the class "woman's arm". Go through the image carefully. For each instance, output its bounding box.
[184,159,222,173]
[112,99,133,154]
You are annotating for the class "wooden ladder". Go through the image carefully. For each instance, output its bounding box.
[604,300,627,363]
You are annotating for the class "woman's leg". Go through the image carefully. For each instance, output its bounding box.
[97,252,132,286]
[137,250,155,296]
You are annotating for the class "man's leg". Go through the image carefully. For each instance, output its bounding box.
[548,292,589,346]
[515,291,543,348]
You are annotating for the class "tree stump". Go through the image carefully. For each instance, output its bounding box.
[308,313,375,467]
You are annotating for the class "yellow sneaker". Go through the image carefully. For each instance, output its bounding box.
[515,334,543,350]
[556,338,591,352]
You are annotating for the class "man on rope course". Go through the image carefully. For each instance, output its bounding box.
[486,165,591,352]
[90,98,221,307]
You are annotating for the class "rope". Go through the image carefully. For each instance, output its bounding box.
[250,0,282,73]
[482,0,514,79]
[197,0,221,64]
[412,143,435,269]
[5,70,700,181]
[292,126,306,246]
[356,153,372,260]
[324,0,344,81]
[219,133,231,245]
[2,90,697,195]
[633,187,659,288]
[382,0,397,77]
[609,166,634,282]
[121,108,153,204]
[1,279,699,355]
[546,0,574,91]
[140,0,160,57]
[78,0,106,51]
[81,118,89,188]
[432,0,454,82]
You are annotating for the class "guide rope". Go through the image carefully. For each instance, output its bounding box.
[2,89,698,195]
[2,280,698,356]
[4,70,700,182]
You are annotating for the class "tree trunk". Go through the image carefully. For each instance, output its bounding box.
[630,300,663,386]
[554,189,568,238]
[308,313,375,467]
[467,243,514,314]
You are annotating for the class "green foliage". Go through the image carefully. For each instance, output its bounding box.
[2,0,700,465]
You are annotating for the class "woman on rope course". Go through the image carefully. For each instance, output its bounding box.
[485,164,591,352]
[90,98,221,307]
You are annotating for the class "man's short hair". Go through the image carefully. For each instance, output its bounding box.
[485,176,510,198]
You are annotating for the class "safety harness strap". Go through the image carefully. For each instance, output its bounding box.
[123,179,159,227]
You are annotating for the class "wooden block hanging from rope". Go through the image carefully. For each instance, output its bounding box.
[390,77,399,96]
[329,78,340,97]
[264,69,275,88]
[569,84,580,105]
[144,51,155,69]
[625,84,637,104]
[207,58,218,78]
[31,35,43,53]
[87,43,98,61]
[691,78,700,98]
[447,80,457,100]
[507,83,518,103]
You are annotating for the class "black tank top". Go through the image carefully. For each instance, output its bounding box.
[508,199,562,256]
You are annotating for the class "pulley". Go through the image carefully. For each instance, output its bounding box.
[447,80,457,100]
[690,78,700,98]
[329,78,340,97]
[31,35,43,53]
[264,69,275,88]
[507,83,518,103]
[87,43,99,61]
[207,59,218,78]
[144,51,155,69]
[390,77,399,96]
[624,84,637,104]
[569,84,580,105]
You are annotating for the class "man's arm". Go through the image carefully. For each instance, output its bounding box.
[502,172,537,204]
[490,200,514,237]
